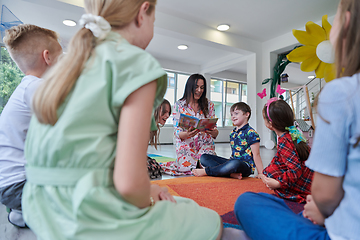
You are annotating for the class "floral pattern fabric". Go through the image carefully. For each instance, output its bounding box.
[161,99,216,175]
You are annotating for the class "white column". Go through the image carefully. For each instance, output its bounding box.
[202,73,212,100]
[246,53,257,130]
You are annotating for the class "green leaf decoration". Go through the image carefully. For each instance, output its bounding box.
[262,78,272,84]
[261,46,300,98]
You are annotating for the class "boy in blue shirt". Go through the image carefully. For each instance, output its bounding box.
[192,102,264,179]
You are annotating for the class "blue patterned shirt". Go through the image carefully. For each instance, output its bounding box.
[230,123,260,173]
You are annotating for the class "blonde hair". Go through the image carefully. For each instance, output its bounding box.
[334,0,360,78]
[33,0,157,125]
[3,24,59,73]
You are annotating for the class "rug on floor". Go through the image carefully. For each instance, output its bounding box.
[147,153,176,163]
[154,176,304,229]
[148,154,193,176]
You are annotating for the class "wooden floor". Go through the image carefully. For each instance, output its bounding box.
[0,143,276,239]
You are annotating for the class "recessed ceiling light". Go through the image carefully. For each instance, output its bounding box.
[178,44,188,50]
[63,19,77,27]
[217,24,230,31]
[308,75,315,79]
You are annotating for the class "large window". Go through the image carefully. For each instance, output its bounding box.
[163,71,190,125]
[0,46,24,114]
[211,78,247,127]
[210,79,223,127]
[163,71,175,110]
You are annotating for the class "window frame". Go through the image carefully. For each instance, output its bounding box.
[211,77,247,128]
[163,69,192,126]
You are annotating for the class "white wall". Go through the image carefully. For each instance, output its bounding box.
[156,57,200,74]
[212,70,247,82]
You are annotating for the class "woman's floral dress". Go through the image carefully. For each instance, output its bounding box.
[161,99,216,175]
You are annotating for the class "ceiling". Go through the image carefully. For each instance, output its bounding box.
[2,0,339,85]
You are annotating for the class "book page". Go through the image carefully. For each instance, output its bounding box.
[178,114,199,130]
[196,118,218,131]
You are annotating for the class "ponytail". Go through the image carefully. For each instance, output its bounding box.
[293,141,310,161]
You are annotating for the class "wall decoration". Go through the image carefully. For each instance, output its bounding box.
[276,85,286,95]
[280,73,289,83]
[257,88,267,99]
[287,15,335,82]
[262,52,291,98]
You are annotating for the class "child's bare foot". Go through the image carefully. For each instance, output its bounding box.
[230,173,243,180]
[192,169,207,177]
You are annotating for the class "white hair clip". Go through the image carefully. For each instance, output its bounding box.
[79,14,111,39]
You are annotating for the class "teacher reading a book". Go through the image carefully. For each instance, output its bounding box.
[161,74,218,176]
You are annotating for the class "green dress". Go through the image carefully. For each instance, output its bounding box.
[23,32,221,240]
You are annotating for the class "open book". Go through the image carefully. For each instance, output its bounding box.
[178,113,218,131]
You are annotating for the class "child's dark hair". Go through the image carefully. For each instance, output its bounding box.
[180,73,209,117]
[231,102,251,120]
[150,99,171,149]
[263,99,310,161]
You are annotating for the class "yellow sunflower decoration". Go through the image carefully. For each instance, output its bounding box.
[287,15,335,82]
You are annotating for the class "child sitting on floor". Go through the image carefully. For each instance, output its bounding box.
[261,98,313,203]
[0,24,62,227]
[192,102,264,179]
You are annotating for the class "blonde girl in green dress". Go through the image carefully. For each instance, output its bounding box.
[20,0,237,239]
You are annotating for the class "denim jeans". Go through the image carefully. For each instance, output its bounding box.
[0,180,25,210]
[234,192,330,240]
[200,154,252,177]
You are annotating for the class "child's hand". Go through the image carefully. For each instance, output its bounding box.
[159,186,176,203]
[303,195,325,226]
[256,173,264,179]
[150,184,177,204]
[262,176,281,190]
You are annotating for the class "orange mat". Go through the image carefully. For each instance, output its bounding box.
[155,176,272,215]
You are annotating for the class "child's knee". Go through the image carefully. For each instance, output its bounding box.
[235,192,256,209]
[229,160,242,169]
[234,192,256,220]
[200,154,211,164]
